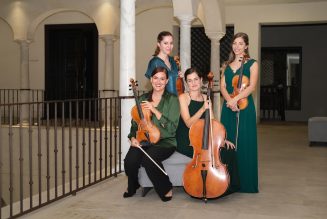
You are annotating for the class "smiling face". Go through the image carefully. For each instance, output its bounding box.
[186,72,202,92]
[150,71,169,92]
[157,35,173,56]
[232,36,248,57]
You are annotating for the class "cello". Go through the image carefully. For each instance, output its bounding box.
[183,72,229,202]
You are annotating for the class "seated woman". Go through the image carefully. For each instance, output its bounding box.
[124,66,180,202]
[176,67,240,195]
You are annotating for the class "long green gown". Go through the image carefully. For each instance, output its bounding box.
[176,98,240,195]
[220,59,259,193]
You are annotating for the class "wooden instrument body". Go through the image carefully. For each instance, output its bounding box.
[174,55,184,96]
[231,74,250,110]
[183,119,229,198]
[130,79,160,144]
[131,105,160,144]
[182,72,229,200]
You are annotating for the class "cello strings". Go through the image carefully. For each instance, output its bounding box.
[208,96,215,168]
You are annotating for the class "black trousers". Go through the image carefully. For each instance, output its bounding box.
[124,145,175,198]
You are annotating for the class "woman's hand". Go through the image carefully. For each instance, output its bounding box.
[141,101,155,113]
[130,137,141,148]
[178,70,184,78]
[224,140,236,150]
[199,99,210,114]
[141,101,162,120]
[226,98,239,112]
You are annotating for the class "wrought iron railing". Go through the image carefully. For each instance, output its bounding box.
[0,96,126,219]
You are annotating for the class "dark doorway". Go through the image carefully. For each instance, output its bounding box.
[45,23,98,119]
[260,47,302,121]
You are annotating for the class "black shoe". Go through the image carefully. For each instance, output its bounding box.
[123,191,136,198]
[123,184,140,198]
[160,196,172,202]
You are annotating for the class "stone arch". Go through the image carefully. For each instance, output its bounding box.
[195,0,225,37]
[172,0,195,17]
[136,2,173,16]
[0,16,15,39]
[27,9,97,40]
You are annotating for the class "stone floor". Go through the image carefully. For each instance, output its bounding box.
[20,122,327,219]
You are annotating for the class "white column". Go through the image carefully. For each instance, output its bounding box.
[16,39,31,124]
[100,34,116,97]
[207,33,225,120]
[177,15,194,73]
[120,0,136,160]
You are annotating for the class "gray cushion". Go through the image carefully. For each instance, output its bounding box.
[138,151,192,187]
[308,117,327,143]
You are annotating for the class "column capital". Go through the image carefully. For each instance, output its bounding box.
[176,14,195,25]
[100,34,118,44]
[206,31,225,42]
[14,39,32,46]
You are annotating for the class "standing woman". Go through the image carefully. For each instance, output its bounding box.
[124,66,180,202]
[145,31,181,95]
[220,32,259,193]
[176,67,240,195]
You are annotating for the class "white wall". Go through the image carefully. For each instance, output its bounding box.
[1,0,327,119]
[0,0,120,92]
[0,18,20,88]
[135,7,178,91]
[225,1,327,120]
[262,24,327,121]
[30,11,93,89]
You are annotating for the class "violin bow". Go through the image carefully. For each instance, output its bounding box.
[234,56,246,151]
[137,145,168,176]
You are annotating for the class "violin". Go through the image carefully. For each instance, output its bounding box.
[174,55,184,96]
[183,72,229,202]
[230,55,250,110]
[130,79,160,144]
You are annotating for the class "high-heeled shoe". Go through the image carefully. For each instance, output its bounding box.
[160,195,172,202]
[123,190,136,198]
[123,184,140,198]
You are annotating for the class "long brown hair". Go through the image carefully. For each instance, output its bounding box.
[153,31,173,56]
[226,32,250,65]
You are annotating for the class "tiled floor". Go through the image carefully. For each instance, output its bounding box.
[20,123,327,219]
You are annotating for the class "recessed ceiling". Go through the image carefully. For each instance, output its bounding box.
[136,0,327,7]
[224,0,327,6]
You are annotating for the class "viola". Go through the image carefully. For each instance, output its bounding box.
[174,55,184,96]
[230,56,249,110]
[183,72,229,201]
[130,79,160,144]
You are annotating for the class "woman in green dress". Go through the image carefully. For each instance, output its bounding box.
[145,31,182,95]
[220,32,259,193]
[176,67,240,196]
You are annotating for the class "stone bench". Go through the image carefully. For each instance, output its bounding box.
[138,151,191,196]
[308,117,327,145]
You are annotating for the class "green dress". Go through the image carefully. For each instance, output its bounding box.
[176,97,240,195]
[221,59,259,193]
[176,99,204,157]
